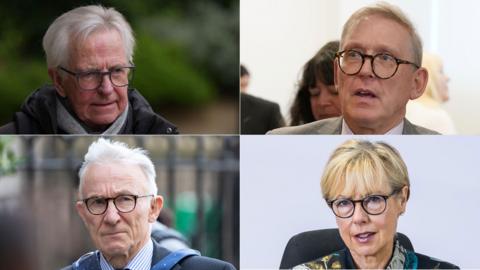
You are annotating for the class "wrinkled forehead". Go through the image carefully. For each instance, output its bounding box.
[81,161,149,196]
[341,15,413,56]
[68,28,128,65]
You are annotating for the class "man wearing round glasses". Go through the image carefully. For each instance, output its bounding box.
[63,138,235,270]
[0,5,177,134]
[269,3,438,135]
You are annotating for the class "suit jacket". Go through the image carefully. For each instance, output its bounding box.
[267,116,440,135]
[61,239,235,270]
[241,93,285,134]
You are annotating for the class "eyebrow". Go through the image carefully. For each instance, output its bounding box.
[83,190,136,199]
[342,41,401,57]
[74,63,130,73]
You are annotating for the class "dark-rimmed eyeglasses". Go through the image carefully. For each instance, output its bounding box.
[81,194,153,215]
[58,65,135,91]
[327,190,399,218]
[335,50,419,79]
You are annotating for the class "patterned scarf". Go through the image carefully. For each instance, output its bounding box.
[293,238,418,269]
[386,239,418,269]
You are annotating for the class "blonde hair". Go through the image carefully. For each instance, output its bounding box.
[321,140,409,201]
[340,2,423,66]
[420,53,444,103]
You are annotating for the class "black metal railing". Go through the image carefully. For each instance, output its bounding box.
[0,135,239,270]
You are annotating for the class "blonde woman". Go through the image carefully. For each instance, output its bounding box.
[293,140,458,269]
[406,53,457,134]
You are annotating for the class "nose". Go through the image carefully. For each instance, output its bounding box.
[103,200,121,225]
[318,90,333,106]
[98,73,114,95]
[351,202,369,224]
[357,56,375,78]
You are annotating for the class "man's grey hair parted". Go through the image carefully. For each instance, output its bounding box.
[78,138,157,199]
[340,1,423,66]
[42,5,135,69]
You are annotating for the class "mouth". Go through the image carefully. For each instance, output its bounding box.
[93,102,115,107]
[354,89,377,98]
[102,231,125,237]
[354,232,376,243]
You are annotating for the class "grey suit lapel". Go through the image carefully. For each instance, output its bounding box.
[402,118,418,134]
[314,117,342,134]
[332,117,342,134]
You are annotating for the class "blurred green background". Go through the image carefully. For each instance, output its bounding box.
[0,0,239,133]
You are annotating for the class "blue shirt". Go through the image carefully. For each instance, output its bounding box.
[99,239,153,270]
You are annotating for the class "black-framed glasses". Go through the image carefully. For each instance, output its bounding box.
[58,65,135,91]
[327,190,399,218]
[335,50,419,79]
[81,194,153,215]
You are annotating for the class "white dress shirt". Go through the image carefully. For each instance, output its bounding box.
[99,239,153,270]
[341,119,404,135]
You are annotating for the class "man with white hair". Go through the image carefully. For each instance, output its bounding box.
[0,5,177,134]
[62,138,235,270]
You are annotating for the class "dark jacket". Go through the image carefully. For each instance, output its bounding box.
[0,85,178,134]
[241,93,285,134]
[61,239,236,270]
[295,247,459,269]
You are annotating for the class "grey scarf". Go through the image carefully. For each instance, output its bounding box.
[56,97,128,134]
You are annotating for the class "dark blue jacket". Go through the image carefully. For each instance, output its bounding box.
[61,239,235,270]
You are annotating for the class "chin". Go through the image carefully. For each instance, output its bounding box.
[89,113,122,126]
[101,242,129,257]
[351,244,380,257]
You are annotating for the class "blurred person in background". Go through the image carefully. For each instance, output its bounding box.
[289,41,341,126]
[151,208,190,251]
[406,53,456,134]
[63,138,235,270]
[0,210,36,270]
[240,64,285,134]
[0,5,177,134]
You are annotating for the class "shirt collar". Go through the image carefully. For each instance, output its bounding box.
[341,119,404,135]
[99,238,153,270]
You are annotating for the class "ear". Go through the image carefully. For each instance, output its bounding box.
[48,68,67,97]
[76,201,88,226]
[409,67,428,100]
[397,186,409,215]
[148,195,163,223]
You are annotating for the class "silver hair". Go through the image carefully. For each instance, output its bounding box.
[78,138,157,199]
[42,5,135,69]
[340,2,423,66]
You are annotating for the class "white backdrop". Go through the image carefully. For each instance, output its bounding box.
[240,0,480,134]
[240,136,480,269]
